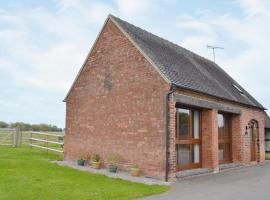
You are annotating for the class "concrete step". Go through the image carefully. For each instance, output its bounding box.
[176,168,213,179]
[176,163,244,180]
[219,163,243,171]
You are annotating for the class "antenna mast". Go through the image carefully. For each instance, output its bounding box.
[206,45,224,63]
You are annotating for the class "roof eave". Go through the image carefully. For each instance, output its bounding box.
[173,84,266,111]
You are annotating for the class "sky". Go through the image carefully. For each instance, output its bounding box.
[0,0,270,128]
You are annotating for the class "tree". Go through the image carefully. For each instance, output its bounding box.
[0,121,62,131]
[0,121,8,128]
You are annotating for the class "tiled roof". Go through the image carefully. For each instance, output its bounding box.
[110,15,264,109]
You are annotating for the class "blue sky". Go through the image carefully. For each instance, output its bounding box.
[0,0,270,127]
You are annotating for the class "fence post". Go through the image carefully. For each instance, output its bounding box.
[46,134,48,153]
[15,128,19,147]
[12,131,15,147]
[20,130,22,146]
[30,132,32,148]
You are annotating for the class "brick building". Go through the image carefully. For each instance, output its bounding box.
[64,15,266,181]
[265,113,270,154]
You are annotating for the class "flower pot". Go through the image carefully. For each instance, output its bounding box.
[130,168,140,177]
[92,161,101,169]
[108,165,118,173]
[77,160,85,166]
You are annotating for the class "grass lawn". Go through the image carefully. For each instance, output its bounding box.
[0,146,169,200]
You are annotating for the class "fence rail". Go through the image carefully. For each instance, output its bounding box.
[29,131,64,154]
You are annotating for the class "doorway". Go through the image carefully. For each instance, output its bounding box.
[175,107,201,170]
[249,120,258,162]
[218,113,232,164]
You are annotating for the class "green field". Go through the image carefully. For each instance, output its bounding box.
[0,146,168,200]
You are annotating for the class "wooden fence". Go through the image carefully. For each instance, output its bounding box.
[29,131,64,154]
[0,128,20,147]
[0,129,64,154]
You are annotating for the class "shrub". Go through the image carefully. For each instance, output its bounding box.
[107,153,123,166]
[92,154,101,162]
[131,164,139,169]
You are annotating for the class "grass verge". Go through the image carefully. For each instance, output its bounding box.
[0,146,168,200]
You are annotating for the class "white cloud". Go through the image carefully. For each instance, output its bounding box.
[1,0,270,126]
[234,0,269,18]
[57,0,79,10]
[0,3,112,93]
[114,0,150,17]
[0,1,116,126]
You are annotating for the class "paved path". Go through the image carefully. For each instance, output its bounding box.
[143,161,270,200]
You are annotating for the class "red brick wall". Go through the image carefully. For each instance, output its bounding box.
[168,96,176,180]
[201,109,219,171]
[64,19,169,179]
[232,108,265,164]
[168,89,265,179]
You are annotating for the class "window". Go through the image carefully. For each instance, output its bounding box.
[232,84,244,94]
[176,108,201,170]
[178,108,189,139]
[218,113,232,164]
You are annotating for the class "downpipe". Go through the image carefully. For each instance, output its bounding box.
[165,84,176,182]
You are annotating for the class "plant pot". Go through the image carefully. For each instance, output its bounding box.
[108,165,118,173]
[92,161,101,169]
[130,168,140,177]
[77,160,85,166]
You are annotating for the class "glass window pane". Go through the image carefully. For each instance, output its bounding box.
[218,114,225,138]
[179,109,189,138]
[224,115,230,138]
[178,144,190,164]
[224,143,231,161]
[193,111,200,139]
[218,144,224,161]
[218,113,232,163]
[178,144,200,165]
[193,144,200,163]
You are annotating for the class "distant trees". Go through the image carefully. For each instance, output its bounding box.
[0,121,62,132]
[0,121,8,128]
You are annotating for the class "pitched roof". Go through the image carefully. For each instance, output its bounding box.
[109,15,264,109]
[265,112,270,129]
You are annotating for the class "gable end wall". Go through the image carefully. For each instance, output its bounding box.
[64,19,169,178]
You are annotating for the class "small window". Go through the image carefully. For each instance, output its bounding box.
[232,84,244,94]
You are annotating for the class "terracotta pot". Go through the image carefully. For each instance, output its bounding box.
[92,161,101,169]
[130,168,140,177]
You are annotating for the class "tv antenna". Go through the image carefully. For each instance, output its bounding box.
[207,45,224,63]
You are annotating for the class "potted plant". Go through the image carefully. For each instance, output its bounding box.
[130,164,140,177]
[77,152,86,166]
[92,154,101,169]
[107,153,122,173]
[85,154,92,166]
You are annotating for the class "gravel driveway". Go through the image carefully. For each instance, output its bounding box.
[143,161,270,200]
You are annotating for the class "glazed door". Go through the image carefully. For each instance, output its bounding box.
[218,113,232,164]
[176,108,201,171]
